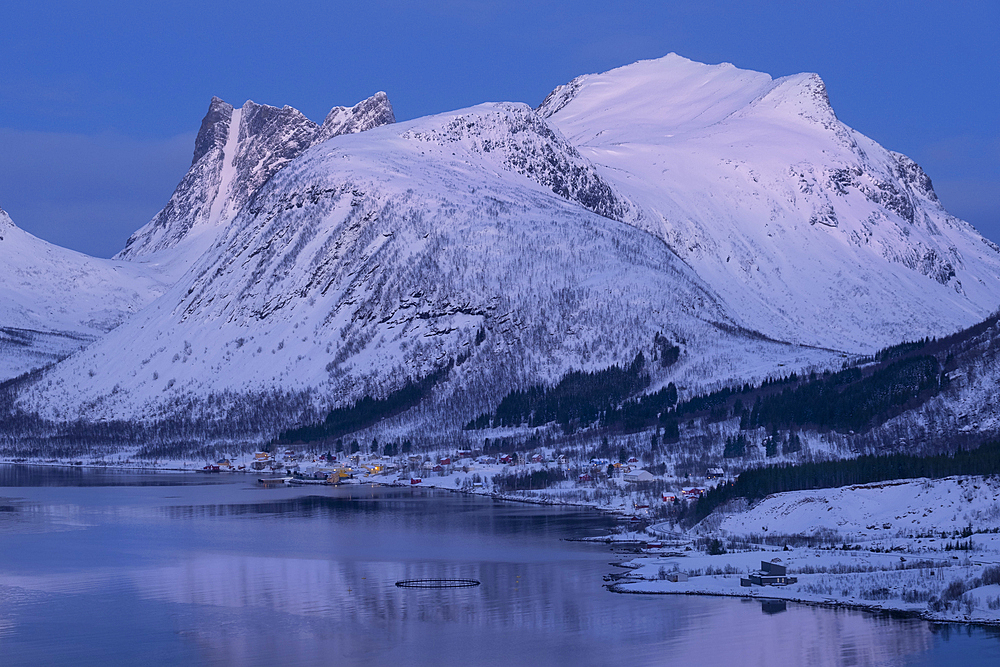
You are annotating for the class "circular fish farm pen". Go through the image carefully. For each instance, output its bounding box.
[394,579,481,589]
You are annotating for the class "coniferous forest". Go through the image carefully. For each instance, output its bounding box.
[465,335,948,439]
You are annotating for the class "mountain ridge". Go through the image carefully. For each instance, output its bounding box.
[539,54,1000,353]
[2,54,998,453]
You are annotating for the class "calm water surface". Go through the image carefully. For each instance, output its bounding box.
[1,464,998,666]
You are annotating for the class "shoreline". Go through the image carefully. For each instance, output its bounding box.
[0,458,638,518]
[7,460,1000,629]
[606,582,1000,628]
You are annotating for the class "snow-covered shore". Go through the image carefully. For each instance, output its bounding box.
[611,475,1000,625]
[609,547,1000,625]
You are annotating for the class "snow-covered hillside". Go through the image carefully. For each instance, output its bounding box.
[0,92,394,386]
[0,207,169,380]
[712,476,1000,539]
[540,54,1000,353]
[847,314,1000,449]
[16,104,841,424]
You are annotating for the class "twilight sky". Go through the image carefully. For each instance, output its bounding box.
[0,0,996,258]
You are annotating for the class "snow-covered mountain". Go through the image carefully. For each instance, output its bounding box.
[0,92,394,386]
[539,54,1000,353]
[0,206,171,380]
[6,55,1000,445]
[116,92,395,278]
[17,103,843,425]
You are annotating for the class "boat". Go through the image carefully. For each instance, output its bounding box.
[410,478,422,485]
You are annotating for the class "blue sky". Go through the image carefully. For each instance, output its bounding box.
[0,0,996,257]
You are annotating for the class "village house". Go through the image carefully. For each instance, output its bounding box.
[741,561,798,587]
[624,469,655,483]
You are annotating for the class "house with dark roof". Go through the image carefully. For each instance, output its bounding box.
[741,560,797,587]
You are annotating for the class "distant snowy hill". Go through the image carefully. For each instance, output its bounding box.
[539,54,1000,353]
[712,475,1000,539]
[0,206,169,380]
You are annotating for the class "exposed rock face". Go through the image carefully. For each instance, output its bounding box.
[191,96,233,165]
[314,91,396,144]
[117,92,396,265]
[399,103,635,224]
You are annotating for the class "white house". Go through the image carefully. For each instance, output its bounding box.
[623,469,655,483]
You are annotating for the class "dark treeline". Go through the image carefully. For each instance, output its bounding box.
[467,335,948,438]
[606,382,679,433]
[692,440,1000,524]
[276,363,453,445]
[0,395,319,460]
[464,352,653,432]
[743,355,943,433]
[492,466,569,493]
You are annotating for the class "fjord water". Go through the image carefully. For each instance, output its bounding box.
[1,466,997,666]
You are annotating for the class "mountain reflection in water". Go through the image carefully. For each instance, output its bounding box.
[0,468,998,666]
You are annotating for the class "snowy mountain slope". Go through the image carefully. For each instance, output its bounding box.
[539,54,1000,353]
[17,104,842,425]
[0,327,94,382]
[9,55,1000,446]
[116,92,395,278]
[0,207,170,380]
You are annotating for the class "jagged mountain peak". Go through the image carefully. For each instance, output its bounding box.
[191,97,234,165]
[116,92,396,269]
[741,72,837,124]
[315,91,395,144]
